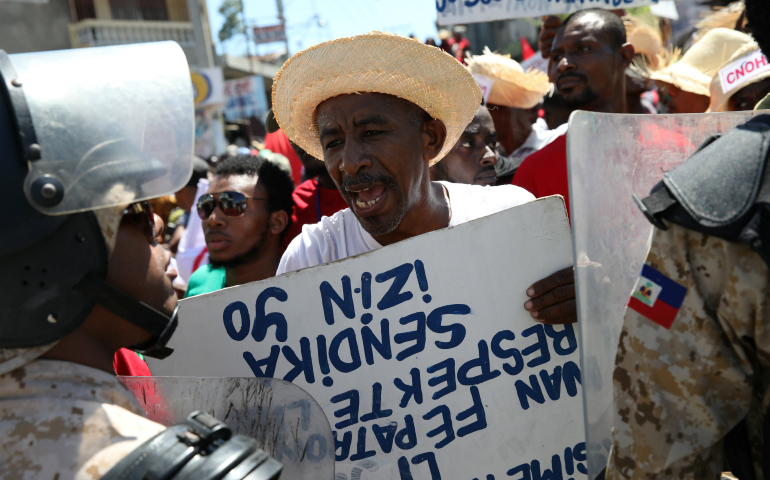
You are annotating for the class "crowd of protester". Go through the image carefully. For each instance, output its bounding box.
[5,0,770,476]
[146,0,770,291]
[120,1,770,378]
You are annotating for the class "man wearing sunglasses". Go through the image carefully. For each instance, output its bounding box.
[185,154,295,297]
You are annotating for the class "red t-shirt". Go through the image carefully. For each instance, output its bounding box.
[283,178,349,248]
[511,127,693,222]
[512,133,570,218]
[113,348,151,376]
[264,129,303,186]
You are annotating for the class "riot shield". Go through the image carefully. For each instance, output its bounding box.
[568,111,759,479]
[119,376,334,480]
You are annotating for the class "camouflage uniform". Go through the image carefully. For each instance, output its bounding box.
[607,222,770,480]
[0,359,164,480]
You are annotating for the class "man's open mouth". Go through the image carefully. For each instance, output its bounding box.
[347,184,387,212]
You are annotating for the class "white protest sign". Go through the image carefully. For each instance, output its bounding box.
[437,0,662,26]
[472,73,495,104]
[521,51,549,75]
[718,50,770,95]
[150,197,586,480]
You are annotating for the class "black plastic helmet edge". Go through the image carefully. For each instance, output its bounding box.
[101,411,283,480]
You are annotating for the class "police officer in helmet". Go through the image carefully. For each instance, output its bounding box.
[0,43,281,479]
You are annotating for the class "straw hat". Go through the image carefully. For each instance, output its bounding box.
[695,1,746,42]
[272,32,481,166]
[465,47,550,109]
[709,42,770,112]
[635,28,752,97]
[623,15,663,69]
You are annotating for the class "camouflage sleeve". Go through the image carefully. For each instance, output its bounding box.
[606,222,770,480]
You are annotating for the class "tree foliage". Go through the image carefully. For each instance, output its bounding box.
[218,0,243,43]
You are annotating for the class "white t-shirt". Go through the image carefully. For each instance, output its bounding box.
[510,118,569,165]
[277,181,535,274]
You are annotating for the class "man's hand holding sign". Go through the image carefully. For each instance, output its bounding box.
[151,33,583,479]
[525,267,577,325]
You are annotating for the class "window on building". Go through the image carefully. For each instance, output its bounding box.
[109,0,169,21]
[73,0,96,21]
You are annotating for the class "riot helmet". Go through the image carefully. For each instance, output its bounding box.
[0,41,194,358]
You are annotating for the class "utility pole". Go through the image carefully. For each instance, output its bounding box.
[276,0,290,57]
[241,0,254,74]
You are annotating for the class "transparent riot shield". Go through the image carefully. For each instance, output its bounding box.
[119,377,334,480]
[568,111,759,479]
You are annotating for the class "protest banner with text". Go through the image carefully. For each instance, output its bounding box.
[437,0,662,25]
[150,196,585,480]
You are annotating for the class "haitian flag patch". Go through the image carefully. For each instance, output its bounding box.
[627,264,688,329]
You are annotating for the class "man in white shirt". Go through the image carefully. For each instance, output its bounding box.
[273,32,577,325]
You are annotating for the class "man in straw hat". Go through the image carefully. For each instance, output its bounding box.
[513,9,634,220]
[466,48,562,182]
[273,32,578,325]
[623,14,663,114]
[636,28,751,114]
[709,40,770,112]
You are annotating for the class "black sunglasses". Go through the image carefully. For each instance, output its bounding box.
[197,191,268,220]
[122,201,157,244]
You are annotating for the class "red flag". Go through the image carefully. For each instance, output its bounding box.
[520,36,535,60]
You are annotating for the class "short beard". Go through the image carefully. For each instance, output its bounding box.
[340,172,407,236]
[557,72,600,110]
[209,227,267,269]
[563,86,600,110]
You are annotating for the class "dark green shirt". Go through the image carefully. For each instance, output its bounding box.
[184,264,226,298]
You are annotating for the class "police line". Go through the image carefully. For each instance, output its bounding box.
[149,196,584,480]
[568,110,761,478]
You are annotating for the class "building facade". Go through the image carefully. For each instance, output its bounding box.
[0,0,215,69]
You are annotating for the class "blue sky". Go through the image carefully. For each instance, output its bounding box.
[208,0,441,57]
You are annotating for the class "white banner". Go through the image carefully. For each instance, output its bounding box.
[718,50,770,95]
[437,0,662,25]
[151,197,586,479]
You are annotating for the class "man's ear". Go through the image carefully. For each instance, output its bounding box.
[619,42,635,71]
[268,210,290,235]
[422,119,447,164]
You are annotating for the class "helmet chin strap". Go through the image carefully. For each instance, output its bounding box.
[74,272,178,359]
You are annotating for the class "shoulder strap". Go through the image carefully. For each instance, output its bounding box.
[663,116,770,228]
[635,115,770,267]
[102,411,282,480]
